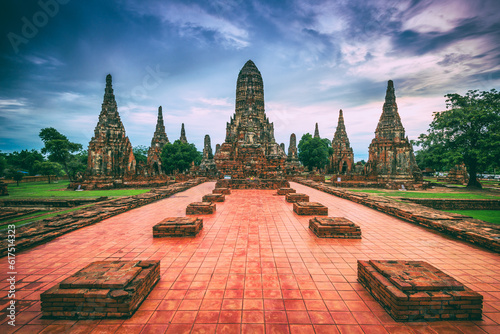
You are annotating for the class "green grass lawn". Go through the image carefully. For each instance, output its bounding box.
[6,181,151,198]
[347,189,499,200]
[442,210,500,225]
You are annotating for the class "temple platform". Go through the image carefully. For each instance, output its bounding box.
[215,178,289,189]
[309,217,361,238]
[358,260,483,321]
[293,202,328,215]
[285,193,309,203]
[41,260,160,319]
[277,187,296,195]
[153,217,203,237]
[186,202,216,215]
[202,193,225,202]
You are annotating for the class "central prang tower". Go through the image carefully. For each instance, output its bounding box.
[214,60,286,179]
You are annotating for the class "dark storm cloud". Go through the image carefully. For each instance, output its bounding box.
[0,0,499,158]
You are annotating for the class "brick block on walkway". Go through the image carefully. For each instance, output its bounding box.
[186,202,216,215]
[293,202,328,215]
[153,217,203,237]
[202,193,225,202]
[286,193,309,203]
[41,260,160,319]
[213,188,231,195]
[277,187,296,195]
[358,260,483,322]
[309,217,361,238]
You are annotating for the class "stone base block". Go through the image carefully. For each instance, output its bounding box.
[215,179,290,189]
[41,260,160,319]
[358,260,482,322]
[309,217,361,238]
[277,188,296,195]
[213,188,231,195]
[186,202,216,215]
[286,193,309,203]
[153,217,203,237]
[202,194,225,202]
[293,202,328,215]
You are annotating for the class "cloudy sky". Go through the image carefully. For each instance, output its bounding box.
[1,0,499,161]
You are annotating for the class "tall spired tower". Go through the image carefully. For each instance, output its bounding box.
[214,60,286,178]
[364,80,422,182]
[147,106,169,175]
[329,109,354,174]
[86,74,136,177]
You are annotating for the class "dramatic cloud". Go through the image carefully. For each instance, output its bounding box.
[0,0,499,162]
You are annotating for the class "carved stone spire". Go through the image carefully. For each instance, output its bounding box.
[329,109,354,175]
[214,60,286,178]
[375,80,405,141]
[179,123,187,143]
[314,123,320,138]
[147,106,169,175]
[285,133,302,174]
[203,134,213,160]
[86,74,136,177]
[199,134,217,176]
[365,80,422,183]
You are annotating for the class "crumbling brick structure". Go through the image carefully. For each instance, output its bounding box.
[214,60,286,179]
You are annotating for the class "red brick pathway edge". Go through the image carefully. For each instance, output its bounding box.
[294,178,500,253]
[0,178,207,258]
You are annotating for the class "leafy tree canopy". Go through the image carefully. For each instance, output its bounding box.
[133,145,148,164]
[4,149,44,175]
[34,161,63,184]
[39,127,83,181]
[161,140,202,174]
[415,89,500,188]
[298,133,332,171]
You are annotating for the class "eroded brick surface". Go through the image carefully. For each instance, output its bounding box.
[153,217,203,237]
[309,217,361,238]
[358,260,483,321]
[41,260,160,319]
[285,193,309,203]
[202,193,225,202]
[212,187,230,194]
[186,202,216,215]
[293,202,328,215]
[277,187,296,195]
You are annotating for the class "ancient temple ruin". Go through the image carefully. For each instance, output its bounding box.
[329,109,354,175]
[179,123,187,143]
[364,80,422,184]
[285,133,302,174]
[199,134,217,177]
[314,123,320,138]
[147,106,169,175]
[214,60,286,179]
[86,74,136,179]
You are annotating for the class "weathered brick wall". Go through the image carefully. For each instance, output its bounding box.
[400,198,500,210]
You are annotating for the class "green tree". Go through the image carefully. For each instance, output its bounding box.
[34,161,63,184]
[39,128,83,181]
[133,145,148,164]
[5,149,44,175]
[415,89,500,188]
[161,140,202,174]
[298,133,332,171]
[6,169,24,186]
[0,152,6,177]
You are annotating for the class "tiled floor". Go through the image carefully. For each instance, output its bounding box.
[1,181,499,333]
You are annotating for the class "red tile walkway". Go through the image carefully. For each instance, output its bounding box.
[1,181,499,333]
